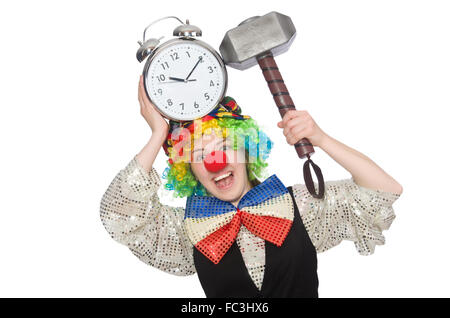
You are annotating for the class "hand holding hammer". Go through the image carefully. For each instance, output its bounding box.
[220,11,325,199]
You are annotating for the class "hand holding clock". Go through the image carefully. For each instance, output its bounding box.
[135,28,227,170]
[138,75,169,140]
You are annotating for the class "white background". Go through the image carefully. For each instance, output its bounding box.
[0,0,448,298]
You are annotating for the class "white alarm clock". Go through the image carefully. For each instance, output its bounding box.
[137,16,228,121]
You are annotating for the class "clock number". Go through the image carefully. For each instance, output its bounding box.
[161,61,169,70]
[170,53,179,61]
[157,89,162,95]
[210,80,215,87]
[186,51,190,58]
[204,93,210,101]
[194,102,199,108]
[157,74,166,82]
[208,66,213,73]
[179,102,184,110]
[167,99,173,106]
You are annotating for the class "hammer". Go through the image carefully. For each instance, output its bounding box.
[220,11,325,199]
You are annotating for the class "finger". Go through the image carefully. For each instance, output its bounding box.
[283,127,297,138]
[138,86,147,109]
[286,133,299,145]
[288,126,305,142]
[285,110,311,124]
[138,77,142,99]
[291,125,306,136]
[285,129,295,143]
[286,126,307,144]
[285,110,305,122]
[139,77,149,102]
[138,77,145,99]
[286,130,305,145]
[282,114,301,130]
[138,94,145,111]
[281,110,298,124]
[138,77,145,95]
[283,120,305,137]
[139,87,154,110]
[285,117,304,130]
[283,121,295,136]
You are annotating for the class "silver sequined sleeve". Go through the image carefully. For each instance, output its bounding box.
[292,178,401,255]
[99,156,195,276]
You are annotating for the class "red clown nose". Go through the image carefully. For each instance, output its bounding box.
[204,151,228,173]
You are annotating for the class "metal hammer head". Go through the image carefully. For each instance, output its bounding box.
[219,11,296,70]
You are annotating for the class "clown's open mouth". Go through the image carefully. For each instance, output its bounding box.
[214,171,234,190]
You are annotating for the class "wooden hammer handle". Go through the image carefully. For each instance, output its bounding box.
[257,55,314,159]
[257,54,325,199]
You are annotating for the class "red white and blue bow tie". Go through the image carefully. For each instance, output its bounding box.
[184,174,294,264]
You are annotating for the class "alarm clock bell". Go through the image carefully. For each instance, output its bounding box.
[136,16,202,63]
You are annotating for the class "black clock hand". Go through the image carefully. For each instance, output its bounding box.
[161,78,197,84]
[185,56,202,81]
[158,80,197,85]
[169,77,186,82]
[169,77,197,82]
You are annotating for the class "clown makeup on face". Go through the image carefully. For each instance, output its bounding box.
[163,112,272,199]
[190,130,252,207]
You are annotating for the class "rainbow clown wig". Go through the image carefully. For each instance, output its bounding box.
[161,96,273,198]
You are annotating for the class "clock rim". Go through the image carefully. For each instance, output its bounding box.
[142,38,228,122]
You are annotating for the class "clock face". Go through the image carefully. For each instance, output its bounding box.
[144,39,227,121]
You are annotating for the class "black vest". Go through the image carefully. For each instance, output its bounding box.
[193,186,319,298]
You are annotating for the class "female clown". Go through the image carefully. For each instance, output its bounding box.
[99,76,403,297]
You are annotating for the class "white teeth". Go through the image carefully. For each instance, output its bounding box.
[214,172,232,182]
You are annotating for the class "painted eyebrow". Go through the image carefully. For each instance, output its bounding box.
[192,139,227,154]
